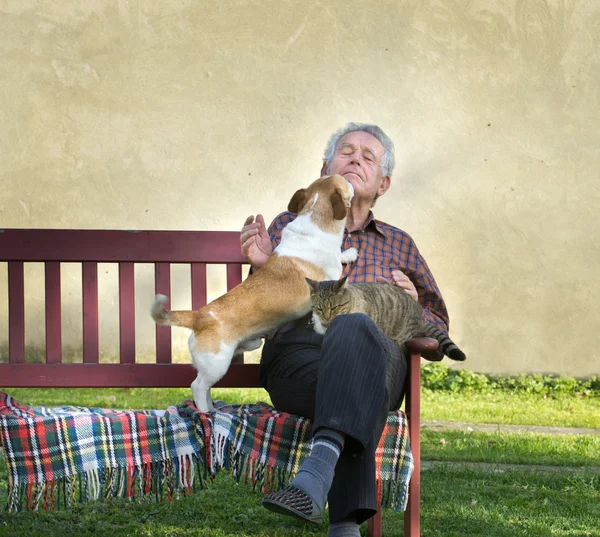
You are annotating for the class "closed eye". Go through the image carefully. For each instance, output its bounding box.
[331,300,351,313]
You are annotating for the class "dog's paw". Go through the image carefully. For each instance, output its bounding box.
[340,247,358,264]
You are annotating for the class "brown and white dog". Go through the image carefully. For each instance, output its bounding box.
[151,175,357,412]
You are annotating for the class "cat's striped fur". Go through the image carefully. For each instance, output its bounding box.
[306,277,466,362]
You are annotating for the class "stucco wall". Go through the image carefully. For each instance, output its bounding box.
[1,0,599,375]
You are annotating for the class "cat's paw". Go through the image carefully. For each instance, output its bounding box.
[340,247,358,264]
[311,312,326,335]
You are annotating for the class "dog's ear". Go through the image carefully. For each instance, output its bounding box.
[288,188,309,214]
[330,189,348,220]
[305,277,319,292]
[334,276,348,290]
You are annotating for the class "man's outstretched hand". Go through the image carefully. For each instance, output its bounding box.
[240,214,272,270]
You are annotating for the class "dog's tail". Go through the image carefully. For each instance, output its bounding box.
[151,294,197,329]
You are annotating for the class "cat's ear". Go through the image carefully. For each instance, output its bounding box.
[305,277,319,291]
[288,188,309,214]
[335,276,348,290]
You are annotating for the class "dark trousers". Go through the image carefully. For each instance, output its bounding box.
[259,313,407,524]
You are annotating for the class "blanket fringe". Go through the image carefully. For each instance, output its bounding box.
[6,455,209,513]
[2,397,413,514]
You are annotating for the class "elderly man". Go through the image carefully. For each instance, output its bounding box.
[240,123,449,536]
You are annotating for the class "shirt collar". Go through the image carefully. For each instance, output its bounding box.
[346,211,388,239]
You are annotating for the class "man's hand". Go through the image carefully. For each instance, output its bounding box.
[375,270,418,301]
[240,214,272,270]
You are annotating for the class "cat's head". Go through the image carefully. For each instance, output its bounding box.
[305,276,351,335]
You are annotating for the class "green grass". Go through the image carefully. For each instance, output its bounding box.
[0,388,272,410]
[417,466,600,537]
[2,386,600,536]
[420,390,600,429]
[3,387,599,429]
[422,429,600,467]
[1,459,598,537]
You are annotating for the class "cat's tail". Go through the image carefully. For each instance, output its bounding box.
[419,323,466,362]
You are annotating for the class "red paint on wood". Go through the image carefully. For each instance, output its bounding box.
[44,262,62,364]
[0,229,245,263]
[367,508,383,537]
[404,351,421,537]
[8,262,25,364]
[226,264,242,291]
[119,263,135,364]
[191,263,207,310]
[154,263,171,364]
[82,262,99,364]
[0,363,260,388]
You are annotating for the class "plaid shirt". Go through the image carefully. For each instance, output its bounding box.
[268,211,450,333]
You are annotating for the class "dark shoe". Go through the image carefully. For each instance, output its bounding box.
[262,485,323,525]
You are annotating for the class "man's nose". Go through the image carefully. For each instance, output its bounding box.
[349,152,362,164]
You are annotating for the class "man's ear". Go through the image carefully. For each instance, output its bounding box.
[320,162,328,176]
[330,189,349,220]
[288,189,308,214]
[377,176,391,198]
[305,277,319,291]
[334,276,348,290]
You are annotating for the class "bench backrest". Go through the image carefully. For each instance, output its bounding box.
[0,229,259,388]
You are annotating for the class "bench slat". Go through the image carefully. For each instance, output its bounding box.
[119,262,136,363]
[226,264,243,290]
[45,262,62,364]
[0,363,260,388]
[154,262,171,364]
[8,262,25,363]
[191,263,207,310]
[82,262,99,363]
[0,229,245,263]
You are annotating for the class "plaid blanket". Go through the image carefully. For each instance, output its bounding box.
[0,392,413,513]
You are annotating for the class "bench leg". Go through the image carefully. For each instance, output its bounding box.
[367,507,383,537]
[368,351,421,537]
[403,351,421,537]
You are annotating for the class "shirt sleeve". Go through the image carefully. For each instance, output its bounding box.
[399,236,450,334]
[267,212,295,251]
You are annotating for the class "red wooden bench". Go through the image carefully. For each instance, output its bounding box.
[0,228,432,537]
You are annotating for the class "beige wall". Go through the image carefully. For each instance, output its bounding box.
[1,0,599,376]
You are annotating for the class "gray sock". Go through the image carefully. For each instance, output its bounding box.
[289,427,345,510]
[328,518,361,536]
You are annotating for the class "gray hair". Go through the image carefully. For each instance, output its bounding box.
[322,122,396,178]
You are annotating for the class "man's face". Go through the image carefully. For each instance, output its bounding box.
[325,131,390,204]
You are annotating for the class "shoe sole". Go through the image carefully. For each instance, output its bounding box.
[262,497,324,525]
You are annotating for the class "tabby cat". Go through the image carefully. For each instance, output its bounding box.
[306,276,466,362]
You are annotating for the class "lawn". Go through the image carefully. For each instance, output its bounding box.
[1,458,598,537]
[1,386,599,536]
[3,387,599,430]
[420,390,600,429]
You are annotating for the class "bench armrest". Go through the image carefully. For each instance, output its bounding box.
[405,337,439,353]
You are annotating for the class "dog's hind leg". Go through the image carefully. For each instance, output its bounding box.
[191,375,214,412]
[189,335,237,413]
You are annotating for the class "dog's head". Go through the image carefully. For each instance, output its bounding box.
[287,175,354,226]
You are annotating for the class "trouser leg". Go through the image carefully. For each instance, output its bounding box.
[260,313,407,524]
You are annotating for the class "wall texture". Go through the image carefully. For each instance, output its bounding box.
[1,0,599,375]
